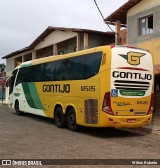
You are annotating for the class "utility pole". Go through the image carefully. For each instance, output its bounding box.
[115,20,121,45]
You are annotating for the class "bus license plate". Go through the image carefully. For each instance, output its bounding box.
[127,119,136,123]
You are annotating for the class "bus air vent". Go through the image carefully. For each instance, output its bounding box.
[114,80,150,91]
[84,99,98,124]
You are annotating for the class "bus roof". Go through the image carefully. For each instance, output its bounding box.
[16,45,111,68]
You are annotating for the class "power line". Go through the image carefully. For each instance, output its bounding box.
[93,0,117,34]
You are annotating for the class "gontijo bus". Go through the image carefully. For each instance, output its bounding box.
[7,45,154,131]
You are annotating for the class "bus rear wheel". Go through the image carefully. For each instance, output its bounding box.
[15,101,23,115]
[54,107,67,128]
[67,108,78,131]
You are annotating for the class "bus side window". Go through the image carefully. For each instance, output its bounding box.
[69,56,85,80]
[84,52,102,78]
[32,64,44,82]
[44,62,56,81]
[56,59,70,81]
[15,67,31,85]
[9,69,18,94]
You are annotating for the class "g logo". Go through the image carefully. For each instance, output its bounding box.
[127,52,144,65]
[120,52,145,66]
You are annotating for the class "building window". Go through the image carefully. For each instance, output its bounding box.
[139,15,153,36]
[15,57,22,67]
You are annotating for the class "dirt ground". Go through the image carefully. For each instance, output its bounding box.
[0,104,160,168]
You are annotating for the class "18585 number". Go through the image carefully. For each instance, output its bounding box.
[81,86,95,92]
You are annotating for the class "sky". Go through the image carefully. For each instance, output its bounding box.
[0,0,128,64]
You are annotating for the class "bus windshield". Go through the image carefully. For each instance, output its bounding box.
[8,69,18,95]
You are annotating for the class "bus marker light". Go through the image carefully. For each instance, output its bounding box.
[147,93,154,115]
[102,92,114,115]
[109,118,113,121]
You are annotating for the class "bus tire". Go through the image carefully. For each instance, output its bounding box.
[15,101,23,115]
[67,108,78,131]
[54,106,67,128]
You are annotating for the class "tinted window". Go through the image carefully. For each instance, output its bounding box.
[9,69,18,94]
[56,59,70,81]
[84,52,102,78]
[69,56,85,80]
[44,59,70,81]
[69,52,102,80]
[16,67,30,85]
[15,52,102,83]
[44,62,56,81]
[16,64,44,84]
[31,64,44,82]
[43,52,102,81]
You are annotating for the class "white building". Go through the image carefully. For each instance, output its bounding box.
[2,26,115,77]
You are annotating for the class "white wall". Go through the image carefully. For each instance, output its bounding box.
[34,30,77,50]
[6,58,14,77]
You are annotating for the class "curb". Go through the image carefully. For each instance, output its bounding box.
[0,101,7,105]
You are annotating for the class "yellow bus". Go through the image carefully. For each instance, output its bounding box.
[8,45,154,131]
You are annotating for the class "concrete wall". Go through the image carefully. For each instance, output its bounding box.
[127,0,160,114]
[128,0,160,17]
[127,0,160,64]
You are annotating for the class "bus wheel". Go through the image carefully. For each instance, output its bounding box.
[54,107,67,128]
[15,101,23,115]
[67,108,78,131]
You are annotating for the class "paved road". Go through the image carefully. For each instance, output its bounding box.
[0,104,160,167]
